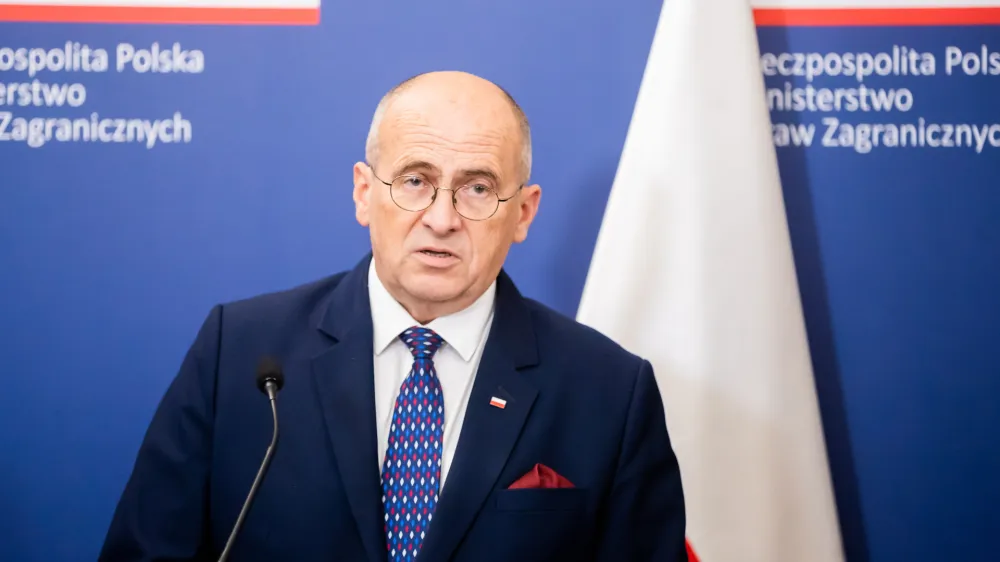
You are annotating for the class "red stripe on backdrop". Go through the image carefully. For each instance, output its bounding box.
[754,7,1000,26]
[0,5,320,25]
[4,5,994,27]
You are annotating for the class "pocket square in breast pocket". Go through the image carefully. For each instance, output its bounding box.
[508,463,574,489]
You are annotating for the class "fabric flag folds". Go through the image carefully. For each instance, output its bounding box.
[575,0,846,561]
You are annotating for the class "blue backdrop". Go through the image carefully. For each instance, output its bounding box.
[1,2,998,561]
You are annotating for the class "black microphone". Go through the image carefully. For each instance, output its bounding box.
[217,356,285,562]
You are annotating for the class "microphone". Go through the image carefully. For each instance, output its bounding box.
[217,356,285,562]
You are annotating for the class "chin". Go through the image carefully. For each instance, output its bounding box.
[403,275,467,304]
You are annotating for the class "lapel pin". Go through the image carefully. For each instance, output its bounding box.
[489,396,507,409]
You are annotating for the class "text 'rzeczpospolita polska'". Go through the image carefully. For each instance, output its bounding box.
[0,42,202,149]
[761,45,1000,155]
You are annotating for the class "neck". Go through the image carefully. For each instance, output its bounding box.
[370,257,487,324]
[397,294,474,325]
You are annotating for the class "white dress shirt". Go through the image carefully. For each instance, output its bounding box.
[368,260,496,488]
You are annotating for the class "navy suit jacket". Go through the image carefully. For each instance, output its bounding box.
[100,255,687,561]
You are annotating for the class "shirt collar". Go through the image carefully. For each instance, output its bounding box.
[368,259,496,362]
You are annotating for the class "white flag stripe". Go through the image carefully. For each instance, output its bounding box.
[576,0,844,561]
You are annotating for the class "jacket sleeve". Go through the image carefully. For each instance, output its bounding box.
[593,359,689,561]
[99,305,222,562]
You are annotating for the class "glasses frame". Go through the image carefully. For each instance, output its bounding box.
[369,165,523,221]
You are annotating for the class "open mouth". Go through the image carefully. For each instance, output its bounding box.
[420,249,454,258]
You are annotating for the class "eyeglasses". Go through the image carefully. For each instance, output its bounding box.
[370,166,522,221]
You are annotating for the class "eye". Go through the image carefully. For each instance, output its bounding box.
[400,175,426,189]
[465,184,493,198]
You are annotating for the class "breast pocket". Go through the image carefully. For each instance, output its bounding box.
[494,488,587,512]
[465,488,592,561]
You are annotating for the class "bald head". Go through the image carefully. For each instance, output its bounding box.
[365,71,532,184]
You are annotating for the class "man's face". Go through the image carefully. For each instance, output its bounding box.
[353,76,541,322]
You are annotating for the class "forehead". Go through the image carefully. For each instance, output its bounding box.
[379,92,522,181]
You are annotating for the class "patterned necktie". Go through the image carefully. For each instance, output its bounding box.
[381,326,446,561]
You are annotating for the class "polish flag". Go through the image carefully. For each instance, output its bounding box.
[576,0,845,560]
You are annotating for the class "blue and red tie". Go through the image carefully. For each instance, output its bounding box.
[381,326,446,561]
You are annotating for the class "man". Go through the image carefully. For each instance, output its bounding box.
[100,70,687,561]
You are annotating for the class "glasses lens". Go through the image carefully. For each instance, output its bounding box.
[391,175,434,211]
[455,184,499,220]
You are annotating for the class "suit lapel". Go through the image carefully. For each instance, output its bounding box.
[310,255,387,562]
[418,271,540,561]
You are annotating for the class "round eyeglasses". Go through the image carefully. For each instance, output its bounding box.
[371,168,522,221]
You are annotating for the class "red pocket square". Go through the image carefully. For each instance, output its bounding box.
[508,463,574,489]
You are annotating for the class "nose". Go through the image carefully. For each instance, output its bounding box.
[421,188,463,234]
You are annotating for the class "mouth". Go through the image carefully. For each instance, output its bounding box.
[417,247,456,259]
[414,247,460,268]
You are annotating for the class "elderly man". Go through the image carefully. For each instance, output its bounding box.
[100,71,687,562]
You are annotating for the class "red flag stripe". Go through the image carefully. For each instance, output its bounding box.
[686,539,699,562]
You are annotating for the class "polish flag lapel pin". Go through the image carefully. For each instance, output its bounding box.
[489,396,507,409]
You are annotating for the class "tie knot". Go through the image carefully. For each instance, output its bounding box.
[400,326,444,359]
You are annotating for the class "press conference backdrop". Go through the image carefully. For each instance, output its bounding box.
[0,0,997,560]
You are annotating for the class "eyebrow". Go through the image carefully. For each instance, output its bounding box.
[393,160,437,176]
[393,160,501,185]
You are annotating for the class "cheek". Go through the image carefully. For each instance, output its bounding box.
[468,223,511,264]
[370,203,419,251]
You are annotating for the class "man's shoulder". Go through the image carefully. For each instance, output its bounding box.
[520,295,646,371]
[189,268,357,362]
[220,271,348,319]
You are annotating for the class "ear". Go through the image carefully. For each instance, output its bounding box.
[512,183,541,243]
[353,162,372,227]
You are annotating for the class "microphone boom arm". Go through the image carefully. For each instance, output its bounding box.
[217,381,280,562]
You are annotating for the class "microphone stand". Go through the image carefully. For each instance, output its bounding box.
[217,381,281,562]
